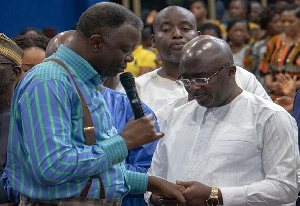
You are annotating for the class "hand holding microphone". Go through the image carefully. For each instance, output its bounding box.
[119,72,163,150]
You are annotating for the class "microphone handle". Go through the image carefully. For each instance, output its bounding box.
[125,88,145,119]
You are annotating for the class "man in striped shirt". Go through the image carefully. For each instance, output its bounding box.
[4,2,186,205]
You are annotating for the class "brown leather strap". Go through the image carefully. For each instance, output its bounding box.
[44,58,95,145]
[80,175,106,199]
[43,58,105,199]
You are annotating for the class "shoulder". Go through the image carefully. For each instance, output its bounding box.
[167,100,200,122]
[240,92,297,130]
[16,60,71,97]
[101,87,128,104]
[135,69,159,86]
[240,91,286,113]
[20,60,69,86]
[268,35,281,45]
[235,66,255,78]
[136,69,158,80]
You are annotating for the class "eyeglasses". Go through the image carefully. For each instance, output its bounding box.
[177,63,234,86]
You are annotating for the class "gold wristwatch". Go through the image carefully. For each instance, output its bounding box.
[206,187,219,206]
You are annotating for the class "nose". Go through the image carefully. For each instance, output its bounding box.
[125,52,134,62]
[172,27,182,39]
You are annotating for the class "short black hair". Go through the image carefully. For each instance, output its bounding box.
[280,3,300,18]
[77,2,143,38]
[12,34,50,51]
[189,0,207,10]
[141,25,152,41]
[199,23,222,39]
[227,18,250,32]
[260,7,280,30]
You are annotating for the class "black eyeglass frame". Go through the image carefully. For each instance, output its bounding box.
[177,63,234,86]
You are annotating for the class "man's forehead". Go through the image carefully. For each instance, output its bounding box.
[158,19,194,26]
[154,9,195,25]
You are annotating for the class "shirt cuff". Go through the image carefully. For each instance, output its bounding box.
[101,135,128,167]
[126,171,148,194]
[219,186,247,206]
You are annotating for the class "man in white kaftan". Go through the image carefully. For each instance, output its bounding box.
[147,36,299,206]
[133,5,270,124]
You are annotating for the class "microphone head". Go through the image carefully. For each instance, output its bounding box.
[120,72,135,89]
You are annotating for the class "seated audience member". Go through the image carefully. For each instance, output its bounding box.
[189,0,227,39]
[222,0,260,43]
[247,1,264,42]
[227,18,253,71]
[252,7,282,86]
[221,0,248,24]
[13,34,50,82]
[147,35,300,206]
[0,34,23,204]
[199,23,222,39]
[141,25,162,68]
[134,6,270,126]
[259,4,300,101]
[2,29,159,206]
[247,1,263,25]
[124,27,157,77]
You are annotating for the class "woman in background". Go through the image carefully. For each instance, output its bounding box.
[13,34,49,82]
[227,18,253,71]
[259,4,300,101]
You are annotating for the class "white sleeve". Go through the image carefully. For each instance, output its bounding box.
[220,111,300,206]
[235,66,271,101]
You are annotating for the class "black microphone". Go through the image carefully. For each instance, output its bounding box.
[120,72,145,119]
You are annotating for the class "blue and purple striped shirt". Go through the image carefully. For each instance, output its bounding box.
[5,45,148,200]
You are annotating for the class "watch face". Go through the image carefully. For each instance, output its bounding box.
[207,198,219,206]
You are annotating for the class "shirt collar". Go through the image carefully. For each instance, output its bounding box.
[52,44,107,85]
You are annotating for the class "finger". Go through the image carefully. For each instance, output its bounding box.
[155,132,164,139]
[176,180,192,188]
[146,113,154,120]
[151,120,157,127]
[176,184,186,192]
[173,190,186,204]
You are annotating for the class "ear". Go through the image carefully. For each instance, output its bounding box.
[151,34,156,48]
[228,65,236,79]
[90,34,103,52]
[11,66,22,81]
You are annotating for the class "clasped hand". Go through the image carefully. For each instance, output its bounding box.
[150,180,213,206]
